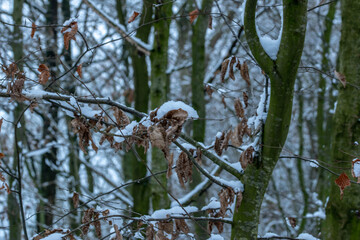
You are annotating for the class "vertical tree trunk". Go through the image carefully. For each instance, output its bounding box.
[116,0,153,215]
[323,1,360,239]
[150,0,173,210]
[231,1,307,238]
[8,0,24,239]
[37,0,59,230]
[190,0,213,235]
[316,1,337,202]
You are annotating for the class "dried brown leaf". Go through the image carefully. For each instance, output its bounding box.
[220,59,230,83]
[71,116,97,154]
[114,224,123,240]
[38,64,50,85]
[72,192,79,208]
[146,224,155,240]
[288,217,297,228]
[334,70,346,88]
[221,96,227,108]
[175,219,189,234]
[0,118,3,133]
[240,61,250,86]
[82,208,95,235]
[128,11,140,23]
[62,22,78,50]
[31,22,37,38]
[167,152,174,178]
[175,151,193,188]
[335,172,351,199]
[205,85,214,98]
[76,64,82,78]
[208,15,213,29]
[158,220,173,234]
[113,106,130,128]
[243,92,249,108]
[93,212,102,238]
[189,9,199,24]
[148,125,166,150]
[239,146,254,170]
[218,187,235,216]
[235,191,243,210]
[234,98,244,118]
[229,56,236,80]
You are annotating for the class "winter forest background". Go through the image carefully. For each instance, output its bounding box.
[0,0,359,239]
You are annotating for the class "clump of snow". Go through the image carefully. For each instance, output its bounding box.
[24,89,47,99]
[207,234,224,240]
[63,17,77,26]
[297,233,319,240]
[305,208,325,219]
[114,121,138,142]
[154,101,199,119]
[353,159,360,177]
[309,159,319,168]
[39,233,66,240]
[262,232,279,238]
[256,6,283,60]
[149,206,198,219]
[202,197,220,211]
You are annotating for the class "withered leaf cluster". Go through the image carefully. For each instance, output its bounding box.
[71,115,98,154]
[61,21,78,50]
[175,151,193,188]
[145,217,190,240]
[3,63,28,102]
[81,208,102,238]
[220,56,251,85]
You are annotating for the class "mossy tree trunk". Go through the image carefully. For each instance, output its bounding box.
[190,0,213,236]
[7,0,24,239]
[316,1,337,202]
[323,1,360,239]
[150,0,173,211]
[231,1,308,239]
[37,0,59,231]
[117,0,154,215]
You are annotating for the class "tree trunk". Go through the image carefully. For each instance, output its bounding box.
[323,1,360,239]
[117,0,153,215]
[8,0,24,239]
[150,0,173,211]
[316,1,337,202]
[231,1,307,238]
[37,0,59,230]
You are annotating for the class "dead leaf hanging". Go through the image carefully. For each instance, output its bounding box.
[189,9,199,24]
[38,64,50,85]
[128,11,140,23]
[240,61,251,86]
[335,172,351,200]
[76,64,82,78]
[61,21,78,50]
[334,70,346,88]
[31,22,37,38]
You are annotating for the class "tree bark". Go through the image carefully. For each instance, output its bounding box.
[323,1,360,239]
[231,1,308,238]
[150,0,173,210]
[37,0,59,230]
[8,0,24,239]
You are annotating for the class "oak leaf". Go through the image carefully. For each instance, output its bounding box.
[220,59,230,83]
